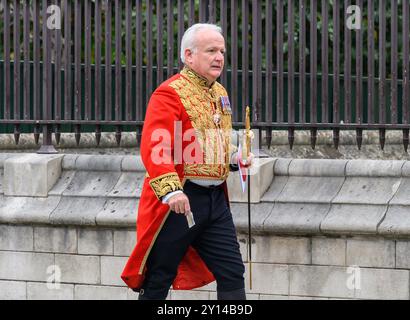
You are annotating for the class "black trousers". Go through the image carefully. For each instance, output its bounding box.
[139,180,245,300]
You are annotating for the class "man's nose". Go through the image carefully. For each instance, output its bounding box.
[215,51,224,61]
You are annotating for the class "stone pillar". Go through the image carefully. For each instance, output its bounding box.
[227,158,276,203]
[4,154,64,197]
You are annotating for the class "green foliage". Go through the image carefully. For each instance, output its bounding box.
[0,1,406,79]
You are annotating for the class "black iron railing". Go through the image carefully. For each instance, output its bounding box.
[1,1,410,152]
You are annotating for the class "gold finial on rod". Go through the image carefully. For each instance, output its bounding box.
[245,106,251,157]
[242,106,252,161]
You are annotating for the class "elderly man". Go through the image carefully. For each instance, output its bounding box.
[121,23,252,300]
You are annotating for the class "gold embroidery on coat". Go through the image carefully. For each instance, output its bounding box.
[149,172,183,200]
[169,67,233,180]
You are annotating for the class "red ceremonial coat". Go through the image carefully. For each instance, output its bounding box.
[121,67,236,291]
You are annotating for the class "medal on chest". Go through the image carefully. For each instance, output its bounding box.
[213,113,222,125]
[220,96,232,114]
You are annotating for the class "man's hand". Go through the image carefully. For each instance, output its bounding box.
[232,152,255,168]
[168,192,191,215]
[241,152,254,168]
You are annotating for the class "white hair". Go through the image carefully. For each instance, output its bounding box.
[180,23,223,64]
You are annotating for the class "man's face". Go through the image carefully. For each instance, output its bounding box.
[185,30,225,83]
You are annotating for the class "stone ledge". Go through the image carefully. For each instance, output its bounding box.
[331,177,401,205]
[288,159,347,177]
[262,203,330,235]
[274,158,410,178]
[4,154,410,177]
[61,154,145,172]
[0,169,3,195]
[74,155,123,172]
[275,176,344,203]
[345,160,405,177]
[320,204,387,235]
[3,155,410,238]
[378,205,410,236]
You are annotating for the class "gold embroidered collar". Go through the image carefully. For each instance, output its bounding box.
[181,66,215,89]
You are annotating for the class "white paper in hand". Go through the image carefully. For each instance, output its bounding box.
[186,210,195,228]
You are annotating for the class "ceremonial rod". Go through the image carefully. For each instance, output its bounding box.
[244,106,252,290]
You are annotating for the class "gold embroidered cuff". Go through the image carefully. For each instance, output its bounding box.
[149,172,183,200]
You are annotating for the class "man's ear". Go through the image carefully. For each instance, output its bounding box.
[184,48,193,65]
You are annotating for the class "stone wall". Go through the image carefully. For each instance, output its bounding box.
[1,153,410,299]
